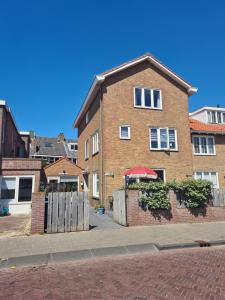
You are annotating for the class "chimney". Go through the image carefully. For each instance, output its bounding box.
[58,133,65,142]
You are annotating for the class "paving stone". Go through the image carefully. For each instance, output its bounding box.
[91,246,128,257]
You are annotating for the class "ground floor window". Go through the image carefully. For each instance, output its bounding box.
[1,177,16,199]
[93,173,99,198]
[194,171,219,188]
[153,169,166,182]
[0,176,34,202]
[18,178,33,202]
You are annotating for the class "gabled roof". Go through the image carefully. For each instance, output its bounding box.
[74,53,197,127]
[44,157,83,171]
[189,106,225,116]
[190,118,225,134]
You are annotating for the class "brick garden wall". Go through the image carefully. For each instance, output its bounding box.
[31,192,45,234]
[127,189,225,226]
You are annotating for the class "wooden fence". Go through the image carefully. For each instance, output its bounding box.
[112,190,127,226]
[46,192,89,233]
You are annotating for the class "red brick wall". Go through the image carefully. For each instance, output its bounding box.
[31,192,45,234]
[127,190,225,226]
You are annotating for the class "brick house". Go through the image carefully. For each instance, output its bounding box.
[73,53,198,208]
[44,157,83,190]
[189,107,225,188]
[0,100,41,215]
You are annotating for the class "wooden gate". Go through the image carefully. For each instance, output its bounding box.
[211,189,225,207]
[46,192,89,233]
[112,190,127,226]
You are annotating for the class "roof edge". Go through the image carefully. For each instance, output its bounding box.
[73,54,197,128]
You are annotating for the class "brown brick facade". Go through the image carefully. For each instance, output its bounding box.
[31,192,45,234]
[77,61,194,207]
[127,190,225,226]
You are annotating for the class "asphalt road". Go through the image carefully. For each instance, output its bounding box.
[1,246,225,300]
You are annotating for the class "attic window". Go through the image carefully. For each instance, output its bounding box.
[45,143,53,147]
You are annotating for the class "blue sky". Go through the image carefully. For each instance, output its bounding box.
[0,0,225,139]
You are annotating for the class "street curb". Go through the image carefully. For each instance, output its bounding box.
[1,240,225,269]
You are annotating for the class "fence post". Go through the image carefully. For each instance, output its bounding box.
[31,192,45,234]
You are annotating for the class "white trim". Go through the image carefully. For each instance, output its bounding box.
[19,131,30,135]
[92,172,99,198]
[85,111,89,124]
[153,168,166,182]
[192,135,216,156]
[84,139,89,160]
[190,106,225,116]
[119,125,131,140]
[47,176,60,183]
[92,131,99,155]
[194,171,219,188]
[73,54,197,127]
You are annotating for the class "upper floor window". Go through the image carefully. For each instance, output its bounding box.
[119,125,131,139]
[207,111,225,124]
[194,171,219,188]
[134,87,162,109]
[92,131,99,155]
[69,143,78,151]
[192,135,215,155]
[150,128,177,151]
[84,140,89,160]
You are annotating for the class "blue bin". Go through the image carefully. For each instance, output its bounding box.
[98,208,105,215]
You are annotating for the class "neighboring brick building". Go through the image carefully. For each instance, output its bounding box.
[189,107,225,188]
[0,100,41,215]
[44,157,83,191]
[73,53,198,208]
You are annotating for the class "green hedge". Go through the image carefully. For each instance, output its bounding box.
[128,179,212,210]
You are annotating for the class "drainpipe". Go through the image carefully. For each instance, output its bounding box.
[99,86,104,205]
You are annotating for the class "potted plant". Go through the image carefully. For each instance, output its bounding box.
[97,204,105,215]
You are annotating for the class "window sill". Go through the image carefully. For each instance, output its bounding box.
[85,158,89,161]
[92,196,99,200]
[120,138,131,140]
[194,153,216,156]
[134,106,162,110]
[92,151,99,157]
[150,149,178,152]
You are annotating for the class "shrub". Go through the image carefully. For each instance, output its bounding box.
[128,179,212,210]
[129,182,171,210]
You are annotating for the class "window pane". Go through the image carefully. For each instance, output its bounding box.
[200,137,207,153]
[207,137,214,154]
[212,111,216,123]
[1,178,16,199]
[217,112,222,123]
[195,172,202,180]
[18,178,32,202]
[153,90,160,108]
[150,128,158,148]
[207,111,212,123]
[121,126,129,138]
[160,128,168,149]
[135,88,142,106]
[210,172,218,188]
[193,137,200,153]
[203,172,210,181]
[144,89,151,107]
[169,129,176,149]
[223,113,225,123]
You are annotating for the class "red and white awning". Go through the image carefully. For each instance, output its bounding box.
[124,166,158,179]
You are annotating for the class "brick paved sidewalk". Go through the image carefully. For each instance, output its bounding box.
[1,221,225,259]
[1,246,225,300]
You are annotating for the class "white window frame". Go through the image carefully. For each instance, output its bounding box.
[194,171,219,188]
[207,111,225,124]
[93,173,99,198]
[149,127,178,151]
[92,131,99,155]
[192,135,216,156]
[68,143,77,151]
[119,125,131,140]
[84,139,89,160]
[134,87,162,110]
[0,175,35,204]
[153,169,166,182]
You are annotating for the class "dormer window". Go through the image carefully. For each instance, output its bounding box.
[69,143,78,151]
[207,111,225,124]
